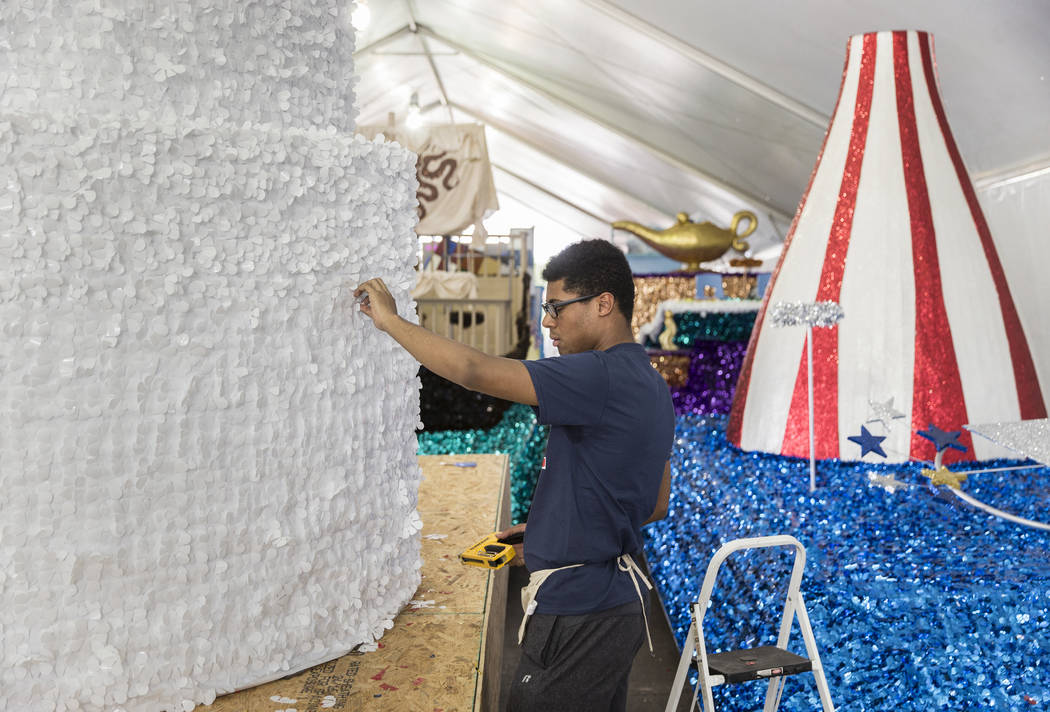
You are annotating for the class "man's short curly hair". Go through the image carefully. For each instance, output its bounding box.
[542,239,634,322]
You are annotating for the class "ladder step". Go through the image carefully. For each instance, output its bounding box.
[703,646,812,684]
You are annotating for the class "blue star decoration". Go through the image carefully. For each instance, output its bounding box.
[917,423,968,453]
[848,425,887,458]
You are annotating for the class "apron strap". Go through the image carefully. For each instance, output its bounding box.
[518,565,583,644]
[617,553,655,654]
[517,555,655,651]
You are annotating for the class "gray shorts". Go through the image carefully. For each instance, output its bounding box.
[508,600,645,712]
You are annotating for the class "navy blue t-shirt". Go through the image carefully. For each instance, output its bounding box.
[522,341,675,615]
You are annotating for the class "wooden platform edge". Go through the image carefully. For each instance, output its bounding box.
[475,454,511,711]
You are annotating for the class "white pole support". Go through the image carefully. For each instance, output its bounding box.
[768,301,844,493]
[806,324,816,492]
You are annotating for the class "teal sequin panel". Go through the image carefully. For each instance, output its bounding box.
[673,311,757,347]
[418,403,548,524]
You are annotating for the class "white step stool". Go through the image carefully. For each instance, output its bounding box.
[665,535,835,712]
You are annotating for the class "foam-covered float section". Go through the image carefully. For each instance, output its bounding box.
[0,2,423,710]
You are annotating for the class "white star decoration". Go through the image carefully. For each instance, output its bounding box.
[866,397,906,430]
[867,472,908,493]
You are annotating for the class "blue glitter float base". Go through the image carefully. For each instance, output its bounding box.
[645,414,1050,711]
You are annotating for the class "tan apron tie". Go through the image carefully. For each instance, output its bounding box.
[617,553,655,653]
[517,554,655,653]
[517,564,583,644]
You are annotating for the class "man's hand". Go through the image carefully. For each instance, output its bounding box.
[353,278,400,332]
[496,522,527,567]
[349,277,538,406]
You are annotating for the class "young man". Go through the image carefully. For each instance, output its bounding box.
[354,239,674,711]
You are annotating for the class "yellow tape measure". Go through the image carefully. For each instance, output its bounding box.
[459,532,522,570]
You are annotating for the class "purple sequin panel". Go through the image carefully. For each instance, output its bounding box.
[667,340,749,416]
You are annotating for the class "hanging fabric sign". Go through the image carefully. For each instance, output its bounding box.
[358,123,499,236]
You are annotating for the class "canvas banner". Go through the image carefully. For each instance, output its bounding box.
[358,123,499,236]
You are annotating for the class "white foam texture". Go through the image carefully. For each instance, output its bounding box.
[0,0,359,132]
[0,2,424,710]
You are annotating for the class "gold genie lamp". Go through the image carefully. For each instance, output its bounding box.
[613,210,757,271]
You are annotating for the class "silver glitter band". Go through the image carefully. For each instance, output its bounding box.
[769,300,845,328]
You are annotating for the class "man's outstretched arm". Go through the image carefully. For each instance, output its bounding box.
[354,278,538,406]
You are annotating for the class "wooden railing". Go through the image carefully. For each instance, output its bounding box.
[414,229,533,357]
[415,298,514,356]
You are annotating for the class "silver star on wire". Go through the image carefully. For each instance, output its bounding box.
[866,398,906,430]
[867,472,908,493]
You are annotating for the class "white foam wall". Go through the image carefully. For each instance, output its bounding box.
[0,113,422,711]
[0,1,358,133]
[0,4,424,705]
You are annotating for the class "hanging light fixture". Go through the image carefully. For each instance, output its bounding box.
[405,91,423,129]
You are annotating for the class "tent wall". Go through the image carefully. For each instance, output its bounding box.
[979,174,1050,405]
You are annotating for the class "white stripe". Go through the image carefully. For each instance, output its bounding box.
[836,32,916,462]
[738,34,866,453]
[908,32,1019,459]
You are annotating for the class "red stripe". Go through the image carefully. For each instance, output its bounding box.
[780,329,815,457]
[918,35,1047,420]
[894,31,973,464]
[727,35,857,446]
[779,33,877,459]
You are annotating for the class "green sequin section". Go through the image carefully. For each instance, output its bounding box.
[417,403,548,525]
[673,310,757,347]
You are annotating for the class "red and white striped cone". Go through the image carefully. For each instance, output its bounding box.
[727,30,1046,464]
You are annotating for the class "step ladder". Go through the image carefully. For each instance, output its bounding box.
[665,535,835,712]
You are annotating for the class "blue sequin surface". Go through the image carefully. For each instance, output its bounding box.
[645,414,1050,710]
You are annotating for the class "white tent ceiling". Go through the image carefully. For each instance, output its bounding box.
[352,0,1050,268]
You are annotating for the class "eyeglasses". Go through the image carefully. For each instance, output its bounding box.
[541,293,601,318]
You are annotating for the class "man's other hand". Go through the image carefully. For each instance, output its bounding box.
[496,522,527,567]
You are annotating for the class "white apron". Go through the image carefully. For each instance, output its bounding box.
[517,553,654,653]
